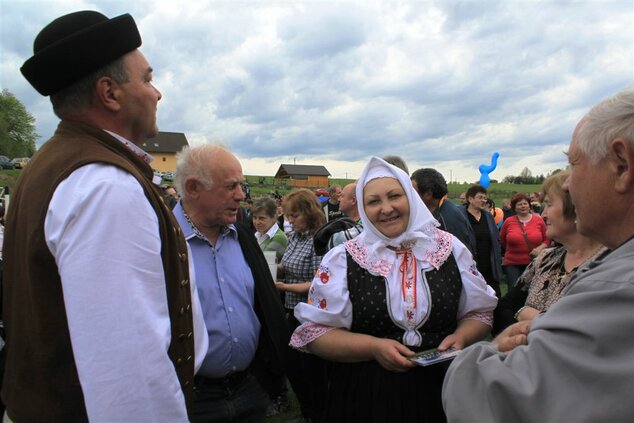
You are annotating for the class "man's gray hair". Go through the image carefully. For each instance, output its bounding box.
[576,89,634,165]
[174,144,225,198]
[50,57,129,119]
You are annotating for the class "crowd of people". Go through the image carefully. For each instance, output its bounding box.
[0,8,632,423]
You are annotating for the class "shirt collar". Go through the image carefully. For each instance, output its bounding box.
[265,223,279,238]
[181,205,237,247]
[104,130,154,164]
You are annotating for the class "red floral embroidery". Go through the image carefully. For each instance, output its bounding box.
[317,264,331,284]
[319,299,327,309]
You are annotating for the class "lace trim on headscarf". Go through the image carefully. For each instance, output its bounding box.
[421,227,454,270]
[345,226,453,277]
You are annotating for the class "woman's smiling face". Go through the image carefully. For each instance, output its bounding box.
[363,177,410,238]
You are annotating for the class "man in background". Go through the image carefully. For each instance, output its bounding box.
[314,182,363,255]
[321,184,343,222]
[2,10,206,421]
[173,145,288,422]
[411,168,476,255]
[338,182,360,222]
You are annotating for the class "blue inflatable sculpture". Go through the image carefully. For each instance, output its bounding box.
[478,152,500,188]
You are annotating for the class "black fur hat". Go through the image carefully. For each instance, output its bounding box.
[21,11,141,96]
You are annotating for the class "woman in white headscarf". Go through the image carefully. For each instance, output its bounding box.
[290,157,497,423]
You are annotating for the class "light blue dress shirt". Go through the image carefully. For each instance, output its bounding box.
[173,203,260,378]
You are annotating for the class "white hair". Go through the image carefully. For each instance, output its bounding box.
[576,88,634,165]
[174,144,227,198]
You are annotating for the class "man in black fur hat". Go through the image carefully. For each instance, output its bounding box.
[2,11,207,422]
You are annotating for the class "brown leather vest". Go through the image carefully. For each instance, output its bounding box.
[1,121,195,422]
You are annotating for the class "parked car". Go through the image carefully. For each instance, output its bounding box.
[0,156,15,170]
[10,157,30,169]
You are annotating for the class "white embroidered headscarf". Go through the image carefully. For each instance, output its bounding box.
[346,156,453,276]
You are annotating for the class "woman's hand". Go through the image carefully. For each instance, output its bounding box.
[370,338,417,373]
[516,305,539,322]
[438,334,466,351]
[438,319,491,352]
[274,281,286,291]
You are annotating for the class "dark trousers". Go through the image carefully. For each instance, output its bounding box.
[286,311,329,423]
[192,373,269,423]
[504,264,528,289]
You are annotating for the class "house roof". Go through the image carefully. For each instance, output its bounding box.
[275,164,331,179]
[141,132,189,153]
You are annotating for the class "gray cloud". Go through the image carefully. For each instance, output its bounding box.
[1,0,632,182]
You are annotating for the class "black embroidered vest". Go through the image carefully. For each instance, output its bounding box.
[346,252,462,350]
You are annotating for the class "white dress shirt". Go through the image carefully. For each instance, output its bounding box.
[44,161,207,422]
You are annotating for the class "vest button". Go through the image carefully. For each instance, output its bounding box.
[187,332,193,339]
[184,380,190,387]
[180,253,187,262]
[176,358,183,366]
[181,279,189,287]
[179,333,186,341]
[186,304,191,311]
[187,355,192,362]
[179,307,185,315]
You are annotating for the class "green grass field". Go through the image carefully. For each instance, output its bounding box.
[1,169,541,205]
[244,174,542,207]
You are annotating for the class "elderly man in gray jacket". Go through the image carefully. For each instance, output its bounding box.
[442,89,634,422]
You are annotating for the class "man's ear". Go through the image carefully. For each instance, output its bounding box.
[95,76,122,112]
[184,178,200,199]
[610,138,634,193]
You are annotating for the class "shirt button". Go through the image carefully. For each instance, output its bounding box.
[233,338,238,343]
[228,307,233,312]
[232,366,237,371]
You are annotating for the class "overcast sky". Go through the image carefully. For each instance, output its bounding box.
[1,0,632,182]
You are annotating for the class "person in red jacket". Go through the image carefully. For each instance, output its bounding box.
[500,193,549,288]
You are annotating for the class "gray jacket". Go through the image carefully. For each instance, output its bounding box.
[442,237,634,423]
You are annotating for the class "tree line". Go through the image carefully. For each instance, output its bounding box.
[501,166,564,185]
[0,89,38,158]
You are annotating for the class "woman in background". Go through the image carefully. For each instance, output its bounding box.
[276,189,327,423]
[494,171,606,333]
[253,197,288,263]
[499,193,549,288]
[464,185,503,297]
